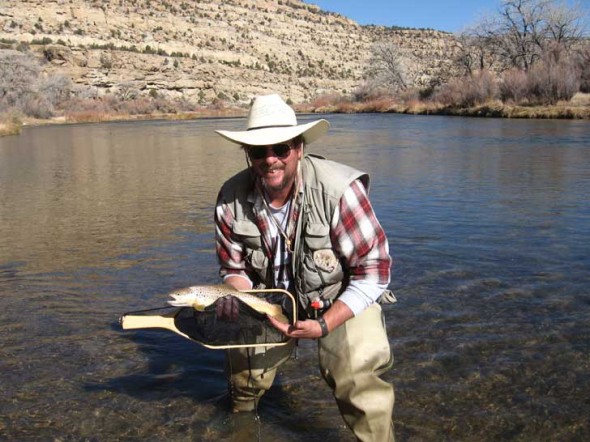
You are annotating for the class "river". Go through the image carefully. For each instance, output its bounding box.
[1,114,589,441]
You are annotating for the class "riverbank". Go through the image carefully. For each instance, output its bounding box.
[305,93,590,119]
[0,118,23,137]
[0,106,247,137]
[2,93,589,137]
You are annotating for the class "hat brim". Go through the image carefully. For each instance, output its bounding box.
[216,119,330,146]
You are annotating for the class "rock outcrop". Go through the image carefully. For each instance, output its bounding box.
[0,0,460,104]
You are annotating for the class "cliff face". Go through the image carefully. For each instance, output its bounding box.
[0,0,460,104]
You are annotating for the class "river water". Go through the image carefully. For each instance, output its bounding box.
[0,114,589,441]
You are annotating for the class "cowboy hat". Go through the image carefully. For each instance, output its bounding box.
[215,94,330,146]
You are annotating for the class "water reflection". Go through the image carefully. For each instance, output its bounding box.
[0,115,589,440]
[0,121,240,274]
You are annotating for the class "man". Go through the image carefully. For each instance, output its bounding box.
[214,94,396,441]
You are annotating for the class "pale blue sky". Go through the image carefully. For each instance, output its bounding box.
[308,0,589,33]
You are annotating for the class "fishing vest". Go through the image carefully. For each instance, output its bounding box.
[219,154,369,311]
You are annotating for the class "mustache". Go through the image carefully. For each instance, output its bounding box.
[260,165,284,173]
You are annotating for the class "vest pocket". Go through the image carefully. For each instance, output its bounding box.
[300,223,343,293]
[233,220,266,282]
[303,223,331,250]
[247,249,268,270]
[233,220,262,249]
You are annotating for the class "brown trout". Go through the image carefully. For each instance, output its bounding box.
[167,285,289,324]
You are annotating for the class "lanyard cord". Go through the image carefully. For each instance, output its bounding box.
[255,172,298,253]
[262,199,293,289]
[262,194,293,251]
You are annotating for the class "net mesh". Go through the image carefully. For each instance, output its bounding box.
[173,291,295,348]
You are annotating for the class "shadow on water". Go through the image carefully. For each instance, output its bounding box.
[86,323,228,403]
[85,322,350,441]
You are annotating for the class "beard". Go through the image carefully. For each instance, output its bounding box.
[259,164,297,194]
[261,175,291,193]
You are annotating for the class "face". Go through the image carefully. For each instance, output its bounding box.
[246,139,302,196]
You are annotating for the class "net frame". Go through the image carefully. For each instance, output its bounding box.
[120,288,297,349]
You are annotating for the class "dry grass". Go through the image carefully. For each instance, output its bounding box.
[5,91,589,138]
[298,91,589,119]
[63,99,247,124]
[300,95,442,115]
[65,110,111,123]
[0,115,23,137]
[569,92,590,106]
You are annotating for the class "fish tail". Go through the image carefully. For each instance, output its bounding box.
[242,299,288,323]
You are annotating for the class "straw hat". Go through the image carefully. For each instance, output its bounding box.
[215,94,330,146]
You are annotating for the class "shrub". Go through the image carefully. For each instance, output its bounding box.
[575,47,590,93]
[100,53,112,69]
[433,70,498,107]
[38,74,71,107]
[124,97,158,115]
[0,111,23,136]
[31,37,53,45]
[526,52,580,104]
[0,50,56,117]
[309,93,345,108]
[16,41,30,52]
[20,94,54,119]
[117,82,140,101]
[499,69,529,103]
[354,79,392,102]
[358,97,396,112]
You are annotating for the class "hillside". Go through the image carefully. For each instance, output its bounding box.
[0,0,460,104]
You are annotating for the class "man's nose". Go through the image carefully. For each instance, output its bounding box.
[261,147,279,159]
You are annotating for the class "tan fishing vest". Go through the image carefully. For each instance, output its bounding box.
[219,154,369,311]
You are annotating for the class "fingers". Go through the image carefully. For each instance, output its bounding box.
[267,317,322,339]
[214,297,322,339]
[267,314,289,333]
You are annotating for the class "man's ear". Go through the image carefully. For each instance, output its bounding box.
[297,139,305,158]
[297,145,304,159]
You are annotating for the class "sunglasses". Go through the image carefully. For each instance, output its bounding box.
[247,143,293,160]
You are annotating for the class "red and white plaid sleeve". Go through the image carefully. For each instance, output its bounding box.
[214,191,251,282]
[330,179,392,314]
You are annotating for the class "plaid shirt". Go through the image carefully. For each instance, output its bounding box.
[215,176,392,314]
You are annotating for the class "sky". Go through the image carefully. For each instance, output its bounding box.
[308,0,588,33]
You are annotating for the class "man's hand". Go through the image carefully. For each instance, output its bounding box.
[215,295,240,322]
[267,300,355,340]
[267,315,324,339]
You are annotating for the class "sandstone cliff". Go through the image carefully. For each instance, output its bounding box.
[0,0,460,104]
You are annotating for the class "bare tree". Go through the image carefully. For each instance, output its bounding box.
[39,75,72,107]
[575,43,590,91]
[363,42,410,94]
[0,50,72,117]
[455,28,502,75]
[544,0,588,48]
[497,0,548,70]
[527,46,581,103]
[117,81,140,101]
[461,0,588,72]
[0,50,41,108]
